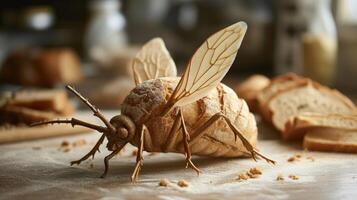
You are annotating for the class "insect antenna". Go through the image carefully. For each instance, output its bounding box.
[31,118,109,134]
[65,85,116,133]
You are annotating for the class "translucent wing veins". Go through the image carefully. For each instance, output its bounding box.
[132,38,177,85]
[161,22,247,115]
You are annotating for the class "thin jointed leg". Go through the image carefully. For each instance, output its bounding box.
[163,109,201,174]
[189,113,275,164]
[131,125,145,182]
[71,134,105,165]
[178,109,201,175]
[101,148,121,178]
[163,109,181,152]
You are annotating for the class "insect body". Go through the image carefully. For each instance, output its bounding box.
[122,77,257,157]
[33,21,275,182]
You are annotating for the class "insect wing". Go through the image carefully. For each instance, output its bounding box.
[132,38,177,85]
[168,22,247,108]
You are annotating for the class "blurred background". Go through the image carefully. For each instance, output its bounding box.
[0,0,356,108]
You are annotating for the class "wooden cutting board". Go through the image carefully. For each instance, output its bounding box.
[0,112,100,144]
[0,124,91,144]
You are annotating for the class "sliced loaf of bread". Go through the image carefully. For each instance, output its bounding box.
[235,74,270,112]
[268,82,356,133]
[303,128,357,153]
[257,73,308,121]
[284,113,357,140]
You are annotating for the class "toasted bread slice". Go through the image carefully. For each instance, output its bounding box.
[268,82,356,133]
[304,128,357,153]
[284,113,357,140]
[257,73,308,121]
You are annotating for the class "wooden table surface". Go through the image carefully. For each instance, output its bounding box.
[0,112,356,200]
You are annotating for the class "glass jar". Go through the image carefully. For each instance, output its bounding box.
[84,0,127,67]
[275,0,337,86]
[302,0,337,85]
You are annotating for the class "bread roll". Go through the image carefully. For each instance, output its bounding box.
[0,48,82,87]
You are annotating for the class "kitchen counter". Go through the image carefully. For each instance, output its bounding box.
[0,112,356,200]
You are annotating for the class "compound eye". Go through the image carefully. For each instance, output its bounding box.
[118,128,128,139]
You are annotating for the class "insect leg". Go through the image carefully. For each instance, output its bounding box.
[220,115,275,164]
[131,124,146,182]
[70,134,105,166]
[178,108,201,175]
[162,109,181,152]
[189,113,275,164]
[100,147,121,178]
[66,85,115,133]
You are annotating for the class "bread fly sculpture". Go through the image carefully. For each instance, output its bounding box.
[33,21,275,182]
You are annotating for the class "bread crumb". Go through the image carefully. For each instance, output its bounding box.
[72,139,86,147]
[177,180,189,187]
[288,154,304,162]
[287,156,296,162]
[89,163,94,168]
[237,172,249,181]
[132,150,138,156]
[306,156,315,161]
[249,167,262,175]
[276,175,284,181]
[32,146,41,150]
[63,148,70,153]
[246,171,259,179]
[159,178,169,187]
[287,154,302,162]
[288,174,299,180]
[61,140,70,147]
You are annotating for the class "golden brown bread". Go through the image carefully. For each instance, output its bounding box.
[268,81,356,134]
[235,74,270,112]
[6,89,74,115]
[0,105,58,125]
[303,128,357,153]
[284,113,357,140]
[0,48,82,87]
[0,89,74,125]
[257,73,308,121]
[122,77,258,157]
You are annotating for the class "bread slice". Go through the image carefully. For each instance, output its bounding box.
[235,74,270,112]
[5,89,74,115]
[268,82,356,133]
[257,73,308,121]
[303,128,357,153]
[284,113,357,140]
[0,105,58,125]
